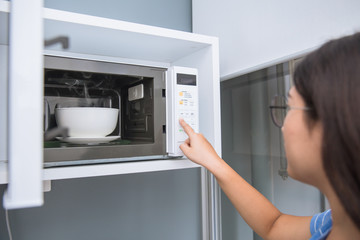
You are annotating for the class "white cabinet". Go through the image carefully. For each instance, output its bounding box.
[2,0,43,209]
[0,3,221,237]
[193,0,360,80]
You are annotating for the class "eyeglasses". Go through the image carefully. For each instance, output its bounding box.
[269,95,312,128]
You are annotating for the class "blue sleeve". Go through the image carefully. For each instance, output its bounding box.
[310,209,332,239]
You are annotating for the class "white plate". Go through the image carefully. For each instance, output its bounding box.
[56,136,120,145]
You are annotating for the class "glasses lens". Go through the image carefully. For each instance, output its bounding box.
[270,96,287,127]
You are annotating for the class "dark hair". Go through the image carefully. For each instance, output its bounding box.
[293,32,360,229]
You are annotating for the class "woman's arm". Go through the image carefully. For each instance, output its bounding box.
[179,119,312,240]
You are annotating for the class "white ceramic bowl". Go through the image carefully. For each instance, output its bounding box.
[55,107,119,138]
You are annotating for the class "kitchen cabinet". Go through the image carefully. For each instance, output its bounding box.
[0,1,221,239]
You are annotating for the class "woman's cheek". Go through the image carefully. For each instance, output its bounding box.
[282,119,301,178]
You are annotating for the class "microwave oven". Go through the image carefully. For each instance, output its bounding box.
[43,55,199,167]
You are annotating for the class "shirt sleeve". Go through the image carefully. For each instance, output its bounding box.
[310,209,332,239]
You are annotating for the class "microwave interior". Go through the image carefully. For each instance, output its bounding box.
[43,56,168,167]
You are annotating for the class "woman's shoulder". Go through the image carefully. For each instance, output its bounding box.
[309,209,332,240]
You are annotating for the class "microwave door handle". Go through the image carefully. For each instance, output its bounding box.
[44,36,69,49]
[3,0,44,209]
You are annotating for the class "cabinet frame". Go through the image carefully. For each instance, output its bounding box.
[0,1,222,239]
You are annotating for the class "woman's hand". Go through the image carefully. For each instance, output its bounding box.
[179,119,222,169]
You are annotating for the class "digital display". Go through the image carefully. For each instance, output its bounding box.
[177,73,196,86]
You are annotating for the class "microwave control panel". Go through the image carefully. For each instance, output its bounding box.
[167,66,199,156]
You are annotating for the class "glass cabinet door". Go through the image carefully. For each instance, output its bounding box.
[220,60,321,240]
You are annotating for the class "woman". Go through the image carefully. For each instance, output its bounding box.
[179,32,360,240]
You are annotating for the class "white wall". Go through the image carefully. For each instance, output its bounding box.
[193,0,360,79]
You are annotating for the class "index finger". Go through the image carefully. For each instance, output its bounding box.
[179,118,195,136]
